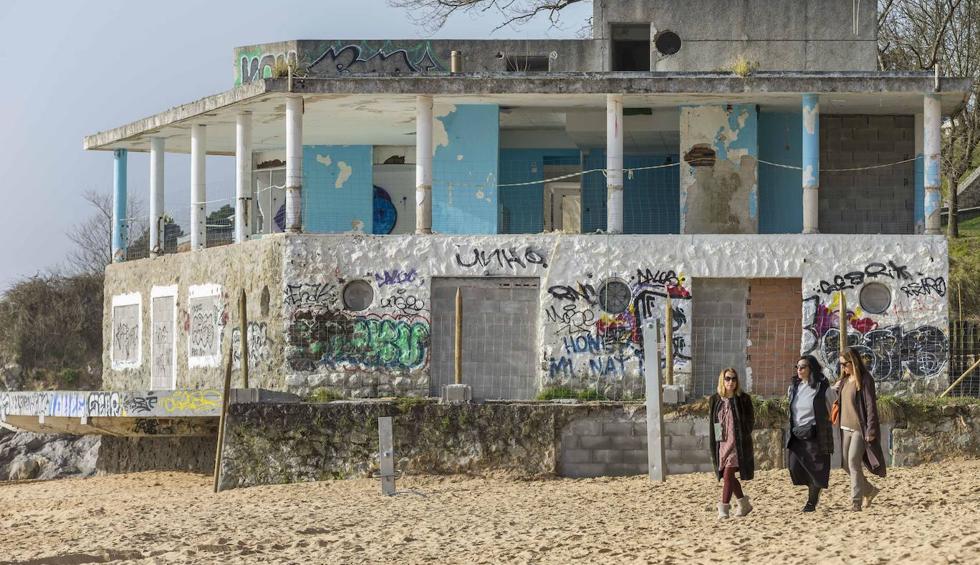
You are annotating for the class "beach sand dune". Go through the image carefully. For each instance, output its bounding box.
[1,459,979,564]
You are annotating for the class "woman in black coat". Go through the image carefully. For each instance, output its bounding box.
[786,355,835,512]
[708,367,755,519]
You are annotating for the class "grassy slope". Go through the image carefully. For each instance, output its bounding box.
[948,235,980,320]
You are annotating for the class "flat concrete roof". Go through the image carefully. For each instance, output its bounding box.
[84,72,972,154]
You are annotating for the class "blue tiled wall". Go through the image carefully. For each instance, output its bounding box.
[303,145,373,233]
[499,148,581,233]
[581,150,680,234]
[758,112,803,233]
[433,105,500,234]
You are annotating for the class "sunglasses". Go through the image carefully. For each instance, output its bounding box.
[840,360,852,366]
[724,376,738,382]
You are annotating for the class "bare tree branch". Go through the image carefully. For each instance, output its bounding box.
[387,0,585,33]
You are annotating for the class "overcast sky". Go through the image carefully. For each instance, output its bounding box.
[0,0,590,289]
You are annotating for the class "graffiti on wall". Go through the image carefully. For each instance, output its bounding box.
[373,186,397,235]
[455,246,548,271]
[0,390,223,421]
[801,270,949,381]
[112,303,140,368]
[232,322,271,370]
[814,261,915,295]
[285,281,430,373]
[187,293,225,365]
[308,42,443,76]
[545,269,692,386]
[151,294,176,389]
[238,50,297,85]
[88,392,122,417]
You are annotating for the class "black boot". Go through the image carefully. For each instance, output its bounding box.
[803,486,820,512]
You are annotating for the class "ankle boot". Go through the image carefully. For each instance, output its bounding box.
[718,502,731,519]
[803,486,820,512]
[734,495,753,517]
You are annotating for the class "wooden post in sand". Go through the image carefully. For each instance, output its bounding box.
[213,334,235,493]
[642,319,667,482]
[239,289,249,389]
[838,292,847,369]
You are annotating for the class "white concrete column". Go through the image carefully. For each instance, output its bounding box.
[923,93,942,235]
[415,95,433,234]
[190,124,206,251]
[149,137,165,257]
[285,96,303,233]
[235,112,253,243]
[606,93,624,234]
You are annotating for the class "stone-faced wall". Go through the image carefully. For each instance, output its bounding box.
[103,236,285,390]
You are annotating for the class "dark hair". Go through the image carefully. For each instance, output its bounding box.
[798,355,824,388]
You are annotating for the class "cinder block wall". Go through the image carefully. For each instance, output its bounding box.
[692,279,749,397]
[819,115,915,234]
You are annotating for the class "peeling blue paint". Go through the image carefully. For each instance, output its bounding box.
[433,105,499,234]
[802,94,820,192]
[303,145,373,233]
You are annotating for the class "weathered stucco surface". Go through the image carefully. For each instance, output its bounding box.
[104,233,948,398]
[680,105,759,234]
[103,236,285,391]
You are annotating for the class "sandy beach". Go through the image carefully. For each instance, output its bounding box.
[1,459,979,564]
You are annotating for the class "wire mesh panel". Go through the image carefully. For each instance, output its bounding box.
[429,277,539,400]
[747,318,804,397]
[949,320,980,398]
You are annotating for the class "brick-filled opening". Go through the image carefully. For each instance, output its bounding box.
[746,278,803,397]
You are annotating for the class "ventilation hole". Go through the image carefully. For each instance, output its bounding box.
[654,31,682,56]
[342,280,374,311]
[598,279,632,314]
[859,282,891,315]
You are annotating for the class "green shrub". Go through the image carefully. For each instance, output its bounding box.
[535,386,609,401]
[306,388,344,403]
[394,396,430,412]
[57,368,81,388]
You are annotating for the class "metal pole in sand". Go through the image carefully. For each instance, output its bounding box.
[454,287,462,385]
[239,289,249,389]
[665,293,674,386]
[643,319,666,482]
[378,416,396,496]
[213,333,235,493]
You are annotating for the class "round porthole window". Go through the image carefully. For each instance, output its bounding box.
[859,282,891,315]
[342,280,374,311]
[597,279,632,314]
[654,31,682,56]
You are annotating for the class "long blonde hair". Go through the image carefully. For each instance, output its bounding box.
[716,367,741,398]
[841,347,869,392]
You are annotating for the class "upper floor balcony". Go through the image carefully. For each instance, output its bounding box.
[82,72,972,262]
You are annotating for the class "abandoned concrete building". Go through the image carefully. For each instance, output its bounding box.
[0,1,973,481]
